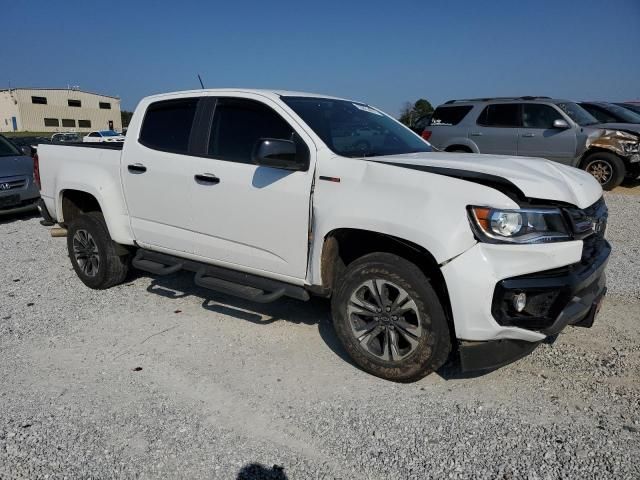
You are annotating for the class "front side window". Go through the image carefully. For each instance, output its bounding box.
[522,104,564,129]
[282,97,431,157]
[477,104,521,127]
[208,98,295,163]
[139,98,198,154]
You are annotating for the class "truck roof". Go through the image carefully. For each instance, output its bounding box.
[142,88,350,103]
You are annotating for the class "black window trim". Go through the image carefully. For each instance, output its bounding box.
[137,96,202,156]
[476,103,523,128]
[190,96,310,170]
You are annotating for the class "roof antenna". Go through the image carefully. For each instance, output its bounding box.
[197,74,205,89]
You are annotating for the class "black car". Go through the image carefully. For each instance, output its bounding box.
[8,136,51,156]
[579,101,640,124]
[616,103,640,116]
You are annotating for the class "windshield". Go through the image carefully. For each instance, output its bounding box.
[616,103,640,115]
[0,135,21,157]
[100,130,120,137]
[281,97,432,158]
[601,103,640,123]
[556,102,598,126]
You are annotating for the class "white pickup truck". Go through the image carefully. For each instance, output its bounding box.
[36,89,611,382]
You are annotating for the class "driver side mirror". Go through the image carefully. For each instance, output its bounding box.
[553,119,570,129]
[253,139,309,171]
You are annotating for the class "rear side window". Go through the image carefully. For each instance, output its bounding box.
[477,104,521,127]
[430,106,473,126]
[522,104,564,129]
[208,98,294,163]
[139,98,199,154]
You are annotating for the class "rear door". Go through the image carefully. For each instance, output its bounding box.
[187,95,316,280]
[517,103,577,164]
[469,103,520,155]
[121,97,200,253]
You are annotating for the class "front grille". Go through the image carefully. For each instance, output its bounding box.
[0,178,27,190]
[563,197,608,265]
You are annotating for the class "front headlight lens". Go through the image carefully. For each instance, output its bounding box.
[621,140,640,155]
[469,206,570,244]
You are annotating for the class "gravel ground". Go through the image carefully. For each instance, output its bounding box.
[0,192,639,479]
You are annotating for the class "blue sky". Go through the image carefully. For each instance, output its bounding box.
[4,0,640,115]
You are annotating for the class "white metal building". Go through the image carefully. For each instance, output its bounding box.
[0,87,122,133]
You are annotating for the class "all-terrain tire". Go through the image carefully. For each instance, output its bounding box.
[331,252,451,382]
[66,212,130,289]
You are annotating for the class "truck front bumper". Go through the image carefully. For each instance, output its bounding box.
[442,236,610,371]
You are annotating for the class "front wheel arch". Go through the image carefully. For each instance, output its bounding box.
[580,150,626,190]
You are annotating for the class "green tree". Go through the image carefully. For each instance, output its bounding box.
[399,98,434,126]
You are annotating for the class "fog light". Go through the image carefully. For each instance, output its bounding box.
[513,292,527,313]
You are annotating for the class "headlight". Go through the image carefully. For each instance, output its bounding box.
[621,140,639,155]
[468,206,570,244]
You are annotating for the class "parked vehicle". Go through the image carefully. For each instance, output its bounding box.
[616,102,640,115]
[409,114,432,135]
[426,97,640,190]
[51,132,82,144]
[0,134,40,215]
[9,136,51,156]
[579,101,640,127]
[36,89,610,382]
[83,130,125,143]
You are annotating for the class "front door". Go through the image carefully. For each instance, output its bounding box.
[187,96,315,280]
[517,103,577,164]
[121,97,200,253]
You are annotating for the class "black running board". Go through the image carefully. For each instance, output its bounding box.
[132,249,310,303]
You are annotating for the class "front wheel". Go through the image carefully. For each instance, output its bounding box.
[581,152,626,191]
[331,252,451,382]
[67,212,130,289]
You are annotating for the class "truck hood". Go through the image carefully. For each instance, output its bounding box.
[0,154,34,178]
[366,151,602,209]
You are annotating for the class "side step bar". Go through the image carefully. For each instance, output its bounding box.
[132,249,310,304]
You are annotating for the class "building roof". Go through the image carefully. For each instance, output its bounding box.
[0,87,120,100]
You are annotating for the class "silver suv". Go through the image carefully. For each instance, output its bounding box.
[426,96,640,190]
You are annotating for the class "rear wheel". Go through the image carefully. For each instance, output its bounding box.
[581,152,626,190]
[67,212,130,289]
[331,252,451,382]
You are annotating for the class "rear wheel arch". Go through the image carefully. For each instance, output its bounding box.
[60,189,103,226]
[319,228,456,340]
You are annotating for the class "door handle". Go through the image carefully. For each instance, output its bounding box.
[127,163,147,173]
[470,132,483,137]
[194,173,220,185]
[522,133,536,138]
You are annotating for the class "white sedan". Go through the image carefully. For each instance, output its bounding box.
[83,130,125,143]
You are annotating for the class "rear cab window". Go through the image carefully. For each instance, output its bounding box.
[429,106,473,126]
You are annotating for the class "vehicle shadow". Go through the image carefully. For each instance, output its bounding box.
[236,463,287,479]
[142,271,484,381]
[0,210,39,226]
